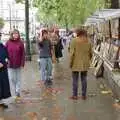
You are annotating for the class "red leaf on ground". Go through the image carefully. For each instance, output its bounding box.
[113,103,120,109]
[26,112,38,120]
[66,115,78,120]
[22,89,30,95]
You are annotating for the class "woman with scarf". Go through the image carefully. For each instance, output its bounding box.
[6,29,25,98]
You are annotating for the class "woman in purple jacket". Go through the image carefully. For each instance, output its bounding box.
[6,29,25,98]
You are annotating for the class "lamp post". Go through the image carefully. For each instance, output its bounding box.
[8,3,12,31]
[25,0,31,61]
[0,0,3,17]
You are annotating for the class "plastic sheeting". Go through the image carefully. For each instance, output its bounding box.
[85,9,120,26]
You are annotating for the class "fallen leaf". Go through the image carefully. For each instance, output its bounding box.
[66,115,78,120]
[41,117,48,120]
[39,97,43,101]
[22,89,30,95]
[36,80,44,84]
[46,88,64,95]
[36,81,44,88]
[15,97,23,104]
[115,99,120,103]
[0,105,4,110]
[101,90,112,94]
[113,103,120,109]
[52,97,57,100]
[100,84,105,89]
[26,112,38,120]
[0,117,4,120]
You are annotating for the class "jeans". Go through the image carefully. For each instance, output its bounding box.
[39,58,52,81]
[72,71,87,97]
[8,68,21,96]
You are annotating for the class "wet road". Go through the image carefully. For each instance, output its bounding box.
[1,48,120,120]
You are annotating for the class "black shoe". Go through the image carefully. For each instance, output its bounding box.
[44,79,53,86]
[3,104,8,109]
[0,104,8,109]
[16,93,21,97]
[44,80,48,86]
[47,80,53,85]
[57,59,59,63]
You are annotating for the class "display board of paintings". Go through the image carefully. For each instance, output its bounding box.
[111,19,119,38]
[98,21,110,38]
[118,49,120,68]
[107,45,117,61]
[87,9,120,72]
[94,59,103,77]
[102,42,110,59]
[107,44,119,67]
[94,42,110,58]
[99,43,105,56]
[92,40,120,69]
[91,55,99,67]
[95,44,101,52]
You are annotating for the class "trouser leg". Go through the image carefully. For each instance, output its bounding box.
[72,71,79,96]
[81,71,87,97]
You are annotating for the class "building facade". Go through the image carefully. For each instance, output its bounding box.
[0,0,25,34]
[0,0,37,42]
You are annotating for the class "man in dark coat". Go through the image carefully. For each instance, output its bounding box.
[55,37,63,58]
[0,32,11,109]
[54,30,63,63]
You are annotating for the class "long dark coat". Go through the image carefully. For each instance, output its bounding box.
[0,43,11,100]
[55,38,63,58]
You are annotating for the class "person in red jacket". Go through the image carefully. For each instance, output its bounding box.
[6,29,25,98]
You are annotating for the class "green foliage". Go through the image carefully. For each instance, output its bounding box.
[105,0,111,8]
[0,18,4,29]
[15,0,24,3]
[33,0,106,27]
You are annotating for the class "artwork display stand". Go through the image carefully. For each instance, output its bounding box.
[89,20,120,77]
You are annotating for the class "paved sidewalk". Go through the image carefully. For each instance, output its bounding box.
[0,48,120,120]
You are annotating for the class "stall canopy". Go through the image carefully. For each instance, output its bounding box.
[85,9,120,26]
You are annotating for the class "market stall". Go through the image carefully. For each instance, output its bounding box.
[85,9,120,77]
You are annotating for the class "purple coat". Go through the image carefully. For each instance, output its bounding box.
[6,39,25,68]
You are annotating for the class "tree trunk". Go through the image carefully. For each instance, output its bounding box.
[25,0,31,61]
[65,17,69,33]
[111,0,119,8]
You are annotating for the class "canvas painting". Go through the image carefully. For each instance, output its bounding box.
[94,60,103,77]
[103,42,110,59]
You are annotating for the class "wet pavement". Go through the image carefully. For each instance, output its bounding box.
[1,48,120,120]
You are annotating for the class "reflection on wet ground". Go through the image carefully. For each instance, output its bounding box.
[1,49,120,120]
